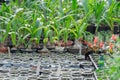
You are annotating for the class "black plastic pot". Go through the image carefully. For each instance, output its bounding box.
[38,75,49,80]
[98,26,110,32]
[10,47,18,53]
[82,71,94,78]
[80,61,93,68]
[47,46,55,51]
[28,76,37,80]
[49,77,59,80]
[0,69,9,73]
[113,25,120,34]
[72,77,83,80]
[32,47,43,53]
[86,25,96,34]
[72,72,81,77]
[19,48,34,53]
[61,77,71,80]
[18,48,26,53]
[0,63,4,67]
[84,77,95,80]
[67,47,79,53]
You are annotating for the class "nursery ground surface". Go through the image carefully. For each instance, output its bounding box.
[0,52,97,80]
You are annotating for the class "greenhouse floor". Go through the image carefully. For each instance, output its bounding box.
[0,52,97,80]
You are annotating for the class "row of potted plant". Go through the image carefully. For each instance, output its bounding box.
[0,0,120,53]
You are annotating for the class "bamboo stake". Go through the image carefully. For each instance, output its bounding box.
[8,47,11,58]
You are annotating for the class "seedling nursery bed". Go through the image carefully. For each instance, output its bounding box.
[0,52,98,80]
